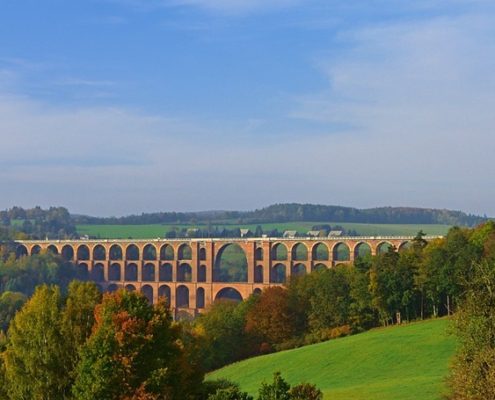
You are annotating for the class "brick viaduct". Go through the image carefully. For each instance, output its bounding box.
[14,236,436,317]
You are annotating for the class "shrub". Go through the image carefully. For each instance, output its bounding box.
[289,383,323,400]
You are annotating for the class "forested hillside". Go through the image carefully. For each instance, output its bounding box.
[0,206,76,240]
[73,203,486,226]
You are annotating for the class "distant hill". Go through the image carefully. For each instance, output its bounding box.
[208,318,456,400]
[73,203,487,227]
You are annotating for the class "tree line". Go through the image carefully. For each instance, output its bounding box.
[0,206,77,240]
[72,203,486,226]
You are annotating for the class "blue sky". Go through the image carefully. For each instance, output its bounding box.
[0,0,494,216]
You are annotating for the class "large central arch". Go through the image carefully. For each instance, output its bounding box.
[214,287,243,302]
[213,243,248,282]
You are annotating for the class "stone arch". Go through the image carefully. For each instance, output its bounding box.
[107,283,120,292]
[253,288,262,296]
[199,248,206,261]
[160,244,174,260]
[377,241,393,255]
[270,263,286,283]
[178,244,192,260]
[109,263,121,281]
[291,243,308,261]
[214,243,248,282]
[143,244,157,260]
[398,241,412,252]
[77,245,90,260]
[125,284,136,292]
[354,242,372,259]
[109,244,123,260]
[125,263,138,281]
[254,265,263,283]
[291,263,306,277]
[177,263,192,282]
[271,243,288,261]
[333,242,350,261]
[158,285,171,305]
[31,245,41,256]
[313,263,327,272]
[196,287,205,309]
[176,285,190,308]
[142,263,155,281]
[61,245,74,260]
[47,245,58,254]
[78,263,89,276]
[126,244,139,261]
[215,287,243,302]
[141,285,153,303]
[91,263,105,281]
[312,243,329,260]
[255,247,263,261]
[198,265,206,282]
[93,245,106,261]
[16,244,28,258]
[159,263,173,282]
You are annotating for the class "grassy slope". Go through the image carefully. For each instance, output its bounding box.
[208,319,456,400]
[76,222,451,239]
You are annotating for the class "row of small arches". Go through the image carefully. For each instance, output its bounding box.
[80,262,339,284]
[21,243,186,261]
[108,284,248,309]
[17,240,410,262]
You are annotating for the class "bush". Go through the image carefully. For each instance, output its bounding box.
[201,379,241,399]
[258,372,291,400]
[207,386,253,400]
[289,383,323,400]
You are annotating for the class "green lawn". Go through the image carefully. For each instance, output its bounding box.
[76,222,450,239]
[207,318,456,400]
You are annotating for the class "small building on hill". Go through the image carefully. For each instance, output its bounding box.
[240,229,253,238]
[307,230,325,238]
[283,230,297,239]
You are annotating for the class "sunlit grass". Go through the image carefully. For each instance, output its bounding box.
[208,319,456,400]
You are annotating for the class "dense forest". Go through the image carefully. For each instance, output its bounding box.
[73,203,486,226]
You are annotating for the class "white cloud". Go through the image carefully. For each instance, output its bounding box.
[289,12,495,215]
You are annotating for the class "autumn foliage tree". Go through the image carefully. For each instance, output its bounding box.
[245,287,296,350]
[72,290,203,400]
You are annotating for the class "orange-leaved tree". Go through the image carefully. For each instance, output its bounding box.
[72,289,203,400]
[245,286,297,349]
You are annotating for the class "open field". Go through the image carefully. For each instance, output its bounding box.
[76,222,451,239]
[208,318,456,400]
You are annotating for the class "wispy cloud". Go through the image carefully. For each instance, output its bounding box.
[291,11,495,214]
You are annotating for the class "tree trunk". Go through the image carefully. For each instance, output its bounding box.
[420,292,424,320]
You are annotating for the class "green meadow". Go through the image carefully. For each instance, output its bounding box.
[76,222,450,239]
[208,318,456,400]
